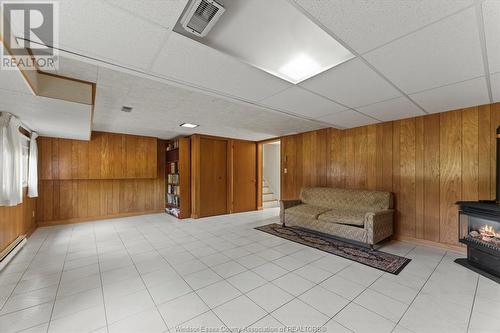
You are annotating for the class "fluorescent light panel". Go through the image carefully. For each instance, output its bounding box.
[180,0,354,84]
[279,54,322,83]
[180,122,199,128]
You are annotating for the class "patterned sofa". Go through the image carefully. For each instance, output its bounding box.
[280,187,394,246]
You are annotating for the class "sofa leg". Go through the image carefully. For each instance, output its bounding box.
[369,244,374,251]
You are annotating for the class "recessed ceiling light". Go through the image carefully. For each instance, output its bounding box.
[180,123,199,128]
[279,54,321,83]
[121,106,133,112]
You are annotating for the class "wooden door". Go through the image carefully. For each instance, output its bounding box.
[232,140,257,213]
[199,138,228,217]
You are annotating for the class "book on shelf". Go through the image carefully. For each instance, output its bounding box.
[166,193,180,207]
[167,184,180,195]
[166,139,179,151]
[168,162,178,174]
[167,174,179,184]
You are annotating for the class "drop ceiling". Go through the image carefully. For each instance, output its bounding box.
[0,0,498,141]
[0,54,92,140]
[173,0,354,84]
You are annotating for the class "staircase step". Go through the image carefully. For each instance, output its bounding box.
[263,200,279,208]
[263,193,275,201]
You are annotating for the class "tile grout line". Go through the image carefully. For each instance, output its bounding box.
[0,211,280,330]
[474,0,493,103]
[250,240,415,331]
[145,216,293,329]
[163,214,407,333]
[319,242,420,332]
[46,226,74,333]
[0,229,52,314]
[2,211,463,333]
[110,219,173,332]
[359,4,477,56]
[262,261,352,329]
[344,247,423,328]
[389,250,448,333]
[241,250,337,329]
[0,231,56,333]
[466,274,480,333]
[92,222,111,333]
[139,217,232,332]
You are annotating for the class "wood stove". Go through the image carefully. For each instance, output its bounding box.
[455,126,500,282]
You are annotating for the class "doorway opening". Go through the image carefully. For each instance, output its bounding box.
[261,140,280,209]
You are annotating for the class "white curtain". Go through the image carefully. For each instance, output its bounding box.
[28,132,38,198]
[0,112,23,206]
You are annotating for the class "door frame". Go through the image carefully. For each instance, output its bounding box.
[257,138,281,210]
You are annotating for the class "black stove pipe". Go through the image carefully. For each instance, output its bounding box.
[497,126,500,204]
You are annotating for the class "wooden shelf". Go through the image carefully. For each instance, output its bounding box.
[166,203,179,208]
[165,137,191,219]
[166,149,179,163]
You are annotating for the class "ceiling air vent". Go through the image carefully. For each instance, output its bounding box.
[181,0,225,37]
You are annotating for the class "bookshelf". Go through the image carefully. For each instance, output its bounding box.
[165,137,191,219]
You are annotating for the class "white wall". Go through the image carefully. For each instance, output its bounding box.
[263,143,280,200]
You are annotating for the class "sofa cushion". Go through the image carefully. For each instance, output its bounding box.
[285,204,331,220]
[300,187,393,212]
[318,209,366,227]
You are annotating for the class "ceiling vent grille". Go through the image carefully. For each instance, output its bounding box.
[181,0,225,37]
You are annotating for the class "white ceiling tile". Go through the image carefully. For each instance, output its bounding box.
[317,109,379,128]
[409,76,490,113]
[364,7,484,94]
[356,97,426,122]
[97,67,139,89]
[300,58,401,107]
[93,66,322,140]
[55,57,99,83]
[58,0,170,70]
[259,87,346,119]
[294,0,474,53]
[150,33,291,102]
[483,0,500,74]
[104,0,187,29]
[490,72,500,103]
[0,59,33,95]
[95,84,130,110]
[0,89,91,140]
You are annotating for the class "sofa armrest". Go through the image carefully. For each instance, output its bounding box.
[280,200,302,225]
[364,210,394,245]
[280,199,302,210]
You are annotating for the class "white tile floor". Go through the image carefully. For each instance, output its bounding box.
[0,207,499,333]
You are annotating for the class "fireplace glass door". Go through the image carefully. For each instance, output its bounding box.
[459,212,500,250]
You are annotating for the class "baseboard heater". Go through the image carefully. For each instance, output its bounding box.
[0,235,27,272]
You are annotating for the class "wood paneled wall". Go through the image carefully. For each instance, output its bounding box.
[39,132,157,180]
[281,103,500,246]
[37,132,165,226]
[0,191,36,253]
